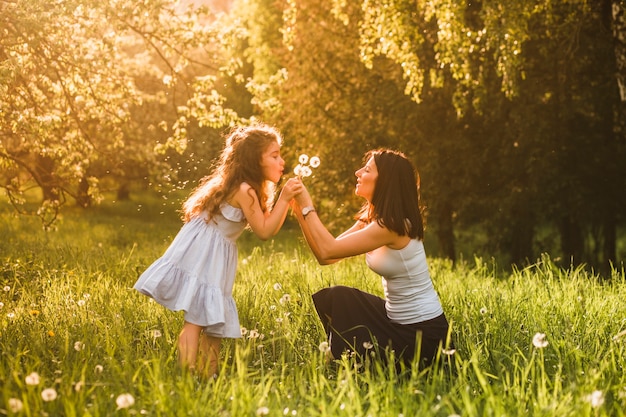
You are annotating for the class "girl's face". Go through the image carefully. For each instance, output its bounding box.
[260,141,285,183]
[355,156,378,201]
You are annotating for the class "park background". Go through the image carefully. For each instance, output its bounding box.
[2,1,626,416]
[2,0,625,272]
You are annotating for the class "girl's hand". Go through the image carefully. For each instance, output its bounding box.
[279,178,303,201]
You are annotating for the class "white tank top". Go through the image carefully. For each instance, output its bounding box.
[365,239,443,324]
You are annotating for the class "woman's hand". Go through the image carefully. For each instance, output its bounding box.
[294,184,314,207]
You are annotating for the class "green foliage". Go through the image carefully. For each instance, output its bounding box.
[0,0,246,223]
[1,197,626,416]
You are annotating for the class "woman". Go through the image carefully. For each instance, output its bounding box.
[293,149,452,369]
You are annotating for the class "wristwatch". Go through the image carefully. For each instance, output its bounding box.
[301,206,316,218]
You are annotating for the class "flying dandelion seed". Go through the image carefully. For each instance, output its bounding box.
[586,390,605,408]
[25,372,40,385]
[41,388,58,402]
[116,393,135,409]
[532,332,549,348]
[7,398,23,413]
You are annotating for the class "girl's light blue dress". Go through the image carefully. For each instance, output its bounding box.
[134,203,247,338]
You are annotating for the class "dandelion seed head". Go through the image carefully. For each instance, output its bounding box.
[151,329,162,339]
[0,302,4,308]
[442,348,457,356]
[25,372,40,385]
[77,299,86,307]
[8,398,23,413]
[319,341,330,353]
[256,406,270,416]
[586,390,604,408]
[94,364,104,373]
[363,341,374,349]
[3,286,10,292]
[41,387,58,402]
[309,156,320,168]
[7,312,15,319]
[74,341,85,351]
[273,283,282,291]
[116,393,135,409]
[532,332,549,348]
[74,380,85,392]
[298,154,309,164]
[479,307,487,315]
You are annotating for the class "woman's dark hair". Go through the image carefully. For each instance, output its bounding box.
[356,149,424,240]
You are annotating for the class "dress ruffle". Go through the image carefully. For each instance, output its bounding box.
[134,204,246,339]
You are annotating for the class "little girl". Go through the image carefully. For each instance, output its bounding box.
[134,123,302,378]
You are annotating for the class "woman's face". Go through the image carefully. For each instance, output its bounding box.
[260,141,285,183]
[355,156,378,201]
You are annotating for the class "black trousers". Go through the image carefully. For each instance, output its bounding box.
[312,285,451,368]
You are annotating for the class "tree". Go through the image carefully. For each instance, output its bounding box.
[1,0,242,227]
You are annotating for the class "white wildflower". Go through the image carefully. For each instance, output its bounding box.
[585,390,605,408]
[25,372,40,385]
[116,393,135,409]
[532,332,549,348]
[7,398,23,413]
[41,388,58,402]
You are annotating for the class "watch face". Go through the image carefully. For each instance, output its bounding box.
[303,207,314,216]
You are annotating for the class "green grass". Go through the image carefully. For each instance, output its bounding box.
[1,195,625,416]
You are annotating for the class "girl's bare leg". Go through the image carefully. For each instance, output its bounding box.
[198,332,221,379]
[178,321,202,372]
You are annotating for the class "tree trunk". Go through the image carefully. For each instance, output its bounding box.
[33,155,60,202]
[509,201,534,266]
[435,199,456,263]
[559,215,584,266]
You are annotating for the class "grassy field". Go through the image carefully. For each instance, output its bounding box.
[1,195,625,416]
